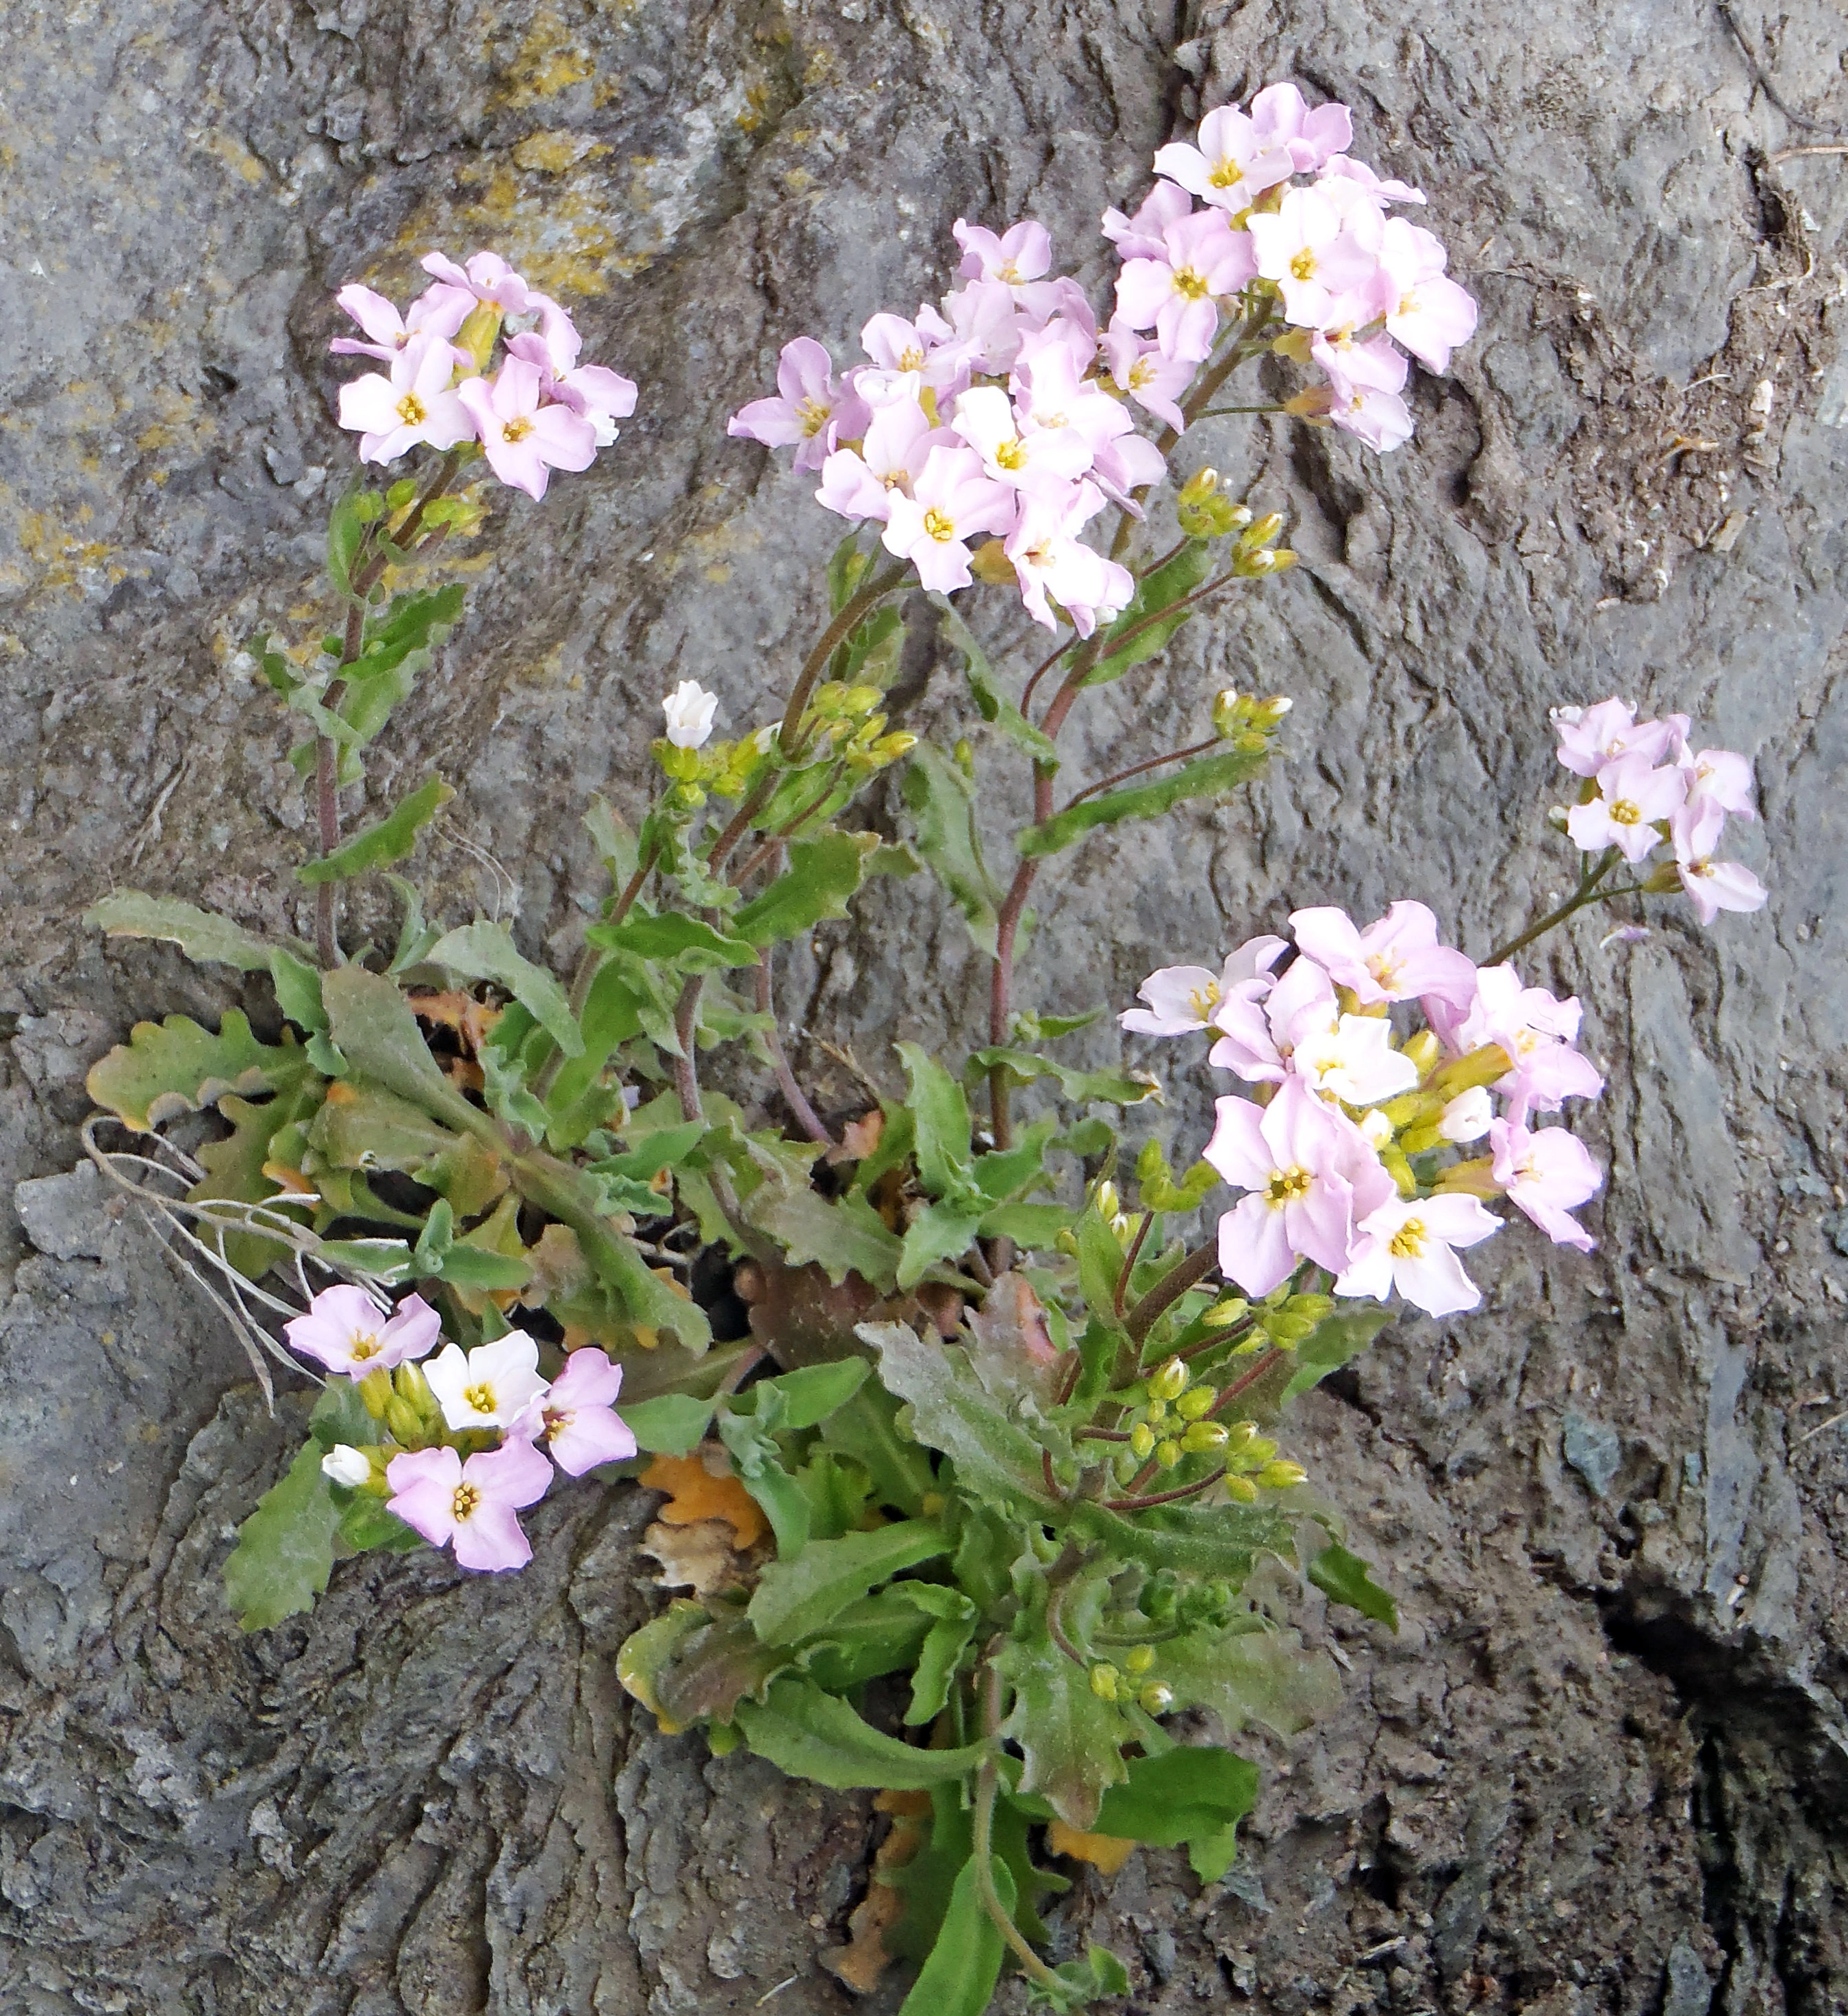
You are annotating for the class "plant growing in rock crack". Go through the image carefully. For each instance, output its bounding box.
[79,85,1767,2015]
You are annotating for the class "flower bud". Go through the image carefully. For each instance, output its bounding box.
[321,1443,375,1489]
[952,738,976,778]
[1402,1029,1442,1076]
[1089,1663,1122,1702]
[1145,1396,1168,1425]
[1263,1312,1317,1344]
[1237,512,1286,555]
[1438,1087,1493,1143]
[1155,1438,1183,1470]
[1258,1459,1308,1490]
[1203,1297,1248,1327]
[1254,694,1293,726]
[1182,1420,1229,1453]
[1138,1682,1176,1715]
[1248,1436,1278,1462]
[1150,1356,1189,1403]
[870,731,918,765]
[1360,1108,1394,1148]
[455,302,504,372]
[1135,1137,1166,1182]
[1054,1227,1080,1257]
[1286,1294,1334,1323]
[1178,467,1222,507]
[844,684,883,717]
[1224,1474,1260,1503]
[970,536,1015,585]
[1546,804,1571,834]
[1271,329,1315,365]
[1094,1179,1121,1223]
[1224,1419,1258,1451]
[1211,687,1244,738]
[1129,1422,1156,1460]
[1176,1386,1216,1421]
[357,1367,394,1421]
[1124,1644,1156,1676]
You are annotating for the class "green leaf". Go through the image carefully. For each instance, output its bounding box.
[896,1851,1009,2016]
[733,1675,987,1790]
[222,1435,342,1631]
[1306,1541,1399,1629]
[731,830,874,947]
[822,1383,937,1519]
[296,775,453,886]
[839,601,904,685]
[1016,745,1269,859]
[1083,542,1215,685]
[585,911,759,971]
[1089,1746,1258,1859]
[976,1202,1073,1249]
[85,891,283,972]
[1159,1620,1342,1737]
[616,1600,711,1726]
[932,596,1059,767]
[188,1072,326,1279]
[827,531,872,614]
[902,744,1001,956]
[893,1585,979,1724]
[1280,1305,1395,1400]
[326,485,370,598]
[739,1141,904,1290]
[970,1046,1162,1108]
[320,968,485,1136]
[1067,1496,1295,1583]
[859,1323,1058,1514]
[620,1392,716,1456]
[424,921,583,1058]
[333,1488,422,1555]
[267,948,327,1034]
[997,1606,1129,1829]
[746,1359,872,1431]
[715,1410,813,1558]
[898,1201,985,1292]
[86,1011,312,1132]
[895,1041,976,1199]
[654,1607,797,1725]
[798,1590,935,1693]
[746,1520,949,1646]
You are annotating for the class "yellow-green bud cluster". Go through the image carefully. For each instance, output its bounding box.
[1134,1138,1219,1212]
[1176,467,1254,541]
[801,680,916,774]
[1089,1651,1173,1716]
[1252,1289,1334,1348]
[1230,512,1295,578]
[1211,687,1295,750]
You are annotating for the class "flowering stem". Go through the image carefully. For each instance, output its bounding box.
[755,952,835,1149]
[1205,1346,1286,1418]
[1113,1212,1154,1318]
[533,839,662,1103]
[672,977,705,1123]
[1486,848,1638,964]
[1065,737,1220,814]
[1124,1240,1218,1344]
[973,1666,1065,1994]
[776,563,908,758]
[1104,1466,1226,1512]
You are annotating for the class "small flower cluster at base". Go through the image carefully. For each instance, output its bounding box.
[333,251,637,500]
[283,1286,638,1572]
[1123,898,1607,1314]
[1550,697,1767,926]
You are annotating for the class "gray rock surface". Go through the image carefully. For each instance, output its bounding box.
[3,0,1847,2009]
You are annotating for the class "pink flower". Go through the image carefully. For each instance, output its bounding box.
[1247,186,1382,331]
[662,679,720,750]
[951,385,1094,494]
[1551,698,1684,778]
[1206,949,1336,1081]
[1441,964,1604,1123]
[1319,156,1427,206]
[1289,1007,1421,1107]
[1310,324,1408,397]
[1378,218,1478,374]
[1678,746,1757,822]
[1121,938,1287,1037]
[1326,380,1415,452]
[285,1286,442,1377]
[855,306,960,406]
[728,337,873,474]
[1489,1120,1601,1252]
[457,357,598,500]
[953,218,1054,290]
[1335,1193,1502,1316]
[331,280,473,361]
[421,249,538,314]
[337,332,476,465]
[511,1348,637,1476]
[1103,321,1195,433]
[816,398,948,523]
[1439,1088,1493,1143]
[423,1332,549,1433]
[936,278,1032,377]
[1152,105,1295,213]
[880,443,1018,592]
[1114,209,1258,363]
[1565,750,1688,863]
[1005,486,1132,636]
[1289,900,1478,1008]
[1206,1078,1394,1295]
[1671,804,1769,926]
[504,321,638,446]
[385,1438,553,1573]
[1248,82,1354,173]
[1102,179,1195,261]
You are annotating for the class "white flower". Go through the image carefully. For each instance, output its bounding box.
[662,680,720,750]
[424,1334,549,1433]
[320,1444,375,1488]
[1335,1194,1502,1316]
[1438,1088,1493,1143]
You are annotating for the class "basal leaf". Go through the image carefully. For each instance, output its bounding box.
[996,1604,1129,1829]
[895,1041,976,1199]
[86,1011,311,1132]
[1306,1541,1399,1629]
[620,1393,717,1457]
[425,921,583,1058]
[1015,746,1268,860]
[733,1675,987,1790]
[267,947,328,1034]
[320,967,483,1134]
[655,1607,796,1726]
[1089,1746,1259,1852]
[740,1143,904,1291]
[731,830,874,947]
[893,1586,978,1725]
[1159,1620,1342,1738]
[901,744,1001,956]
[746,1520,950,1646]
[933,596,1059,767]
[1280,1305,1395,1400]
[222,1435,342,1631]
[616,1600,711,1730]
[188,1071,325,1279]
[1068,1496,1294,1583]
[585,913,759,971]
[746,1359,872,1432]
[896,1851,1009,2016]
[898,1201,985,1292]
[85,891,285,972]
[296,775,453,885]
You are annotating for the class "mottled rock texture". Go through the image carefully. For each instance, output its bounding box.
[3,0,1847,2011]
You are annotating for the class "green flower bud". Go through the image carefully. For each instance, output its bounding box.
[953,738,976,778]
[1263,1312,1317,1344]
[871,730,918,765]
[1155,1438,1183,1470]
[1259,1459,1308,1490]
[1287,1294,1335,1323]
[970,536,1015,585]
[1176,1386,1215,1421]
[1124,1645,1156,1676]
[1224,1420,1258,1451]
[1138,1682,1175,1715]
[1150,1356,1189,1403]
[1089,1663,1122,1702]
[1224,1474,1260,1503]
[1129,1422,1156,1460]
[1203,1297,1249,1327]
[1182,1420,1229,1453]
[357,1367,394,1421]
[1145,1396,1168,1426]
[1095,1179,1121,1222]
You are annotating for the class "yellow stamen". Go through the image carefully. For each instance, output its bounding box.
[994,437,1026,471]
[795,396,831,437]
[1208,161,1245,191]
[1172,264,1210,301]
[451,1483,481,1520]
[462,1381,498,1416]
[349,1332,381,1362]
[1289,248,1317,283]
[501,416,533,444]
[922,507,956,543]
[1264,1166,1313,1208]
[395,392,427,427]
[1608,798,1642,826]
[1388,1218,1427,1259]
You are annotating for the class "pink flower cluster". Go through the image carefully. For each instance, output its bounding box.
[1122,900,1604,1318]
[332,251,637,501]
[727,86,1473,630]
[284,1285,637,1571]
[1552,698,1767,926]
